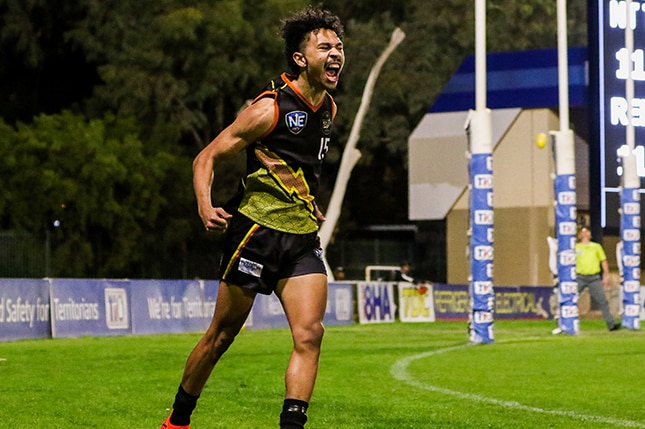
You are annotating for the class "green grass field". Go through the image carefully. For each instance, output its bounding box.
[1,320,644,429]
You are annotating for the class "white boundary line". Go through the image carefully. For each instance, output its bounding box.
[390,340,645,428]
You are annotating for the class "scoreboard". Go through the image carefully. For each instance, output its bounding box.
[595,0,645,229]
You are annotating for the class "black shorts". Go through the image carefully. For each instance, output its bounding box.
[219,214,326,295]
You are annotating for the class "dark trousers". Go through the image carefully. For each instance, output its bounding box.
[577,274,614,329]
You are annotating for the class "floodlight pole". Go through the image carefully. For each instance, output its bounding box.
[465,0,494,344]
[619,0,641,330]
[551,0,579,335]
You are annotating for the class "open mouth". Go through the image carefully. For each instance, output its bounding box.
[325,63,342,82]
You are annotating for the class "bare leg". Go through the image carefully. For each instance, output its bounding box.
[276,273,327,401]
[181,282,256,395]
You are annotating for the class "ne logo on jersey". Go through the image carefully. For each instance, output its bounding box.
[285,111,308,134]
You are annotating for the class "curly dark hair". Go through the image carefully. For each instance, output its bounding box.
[281,5,344,75]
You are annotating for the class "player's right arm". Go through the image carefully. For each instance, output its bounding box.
[193,97,276,232]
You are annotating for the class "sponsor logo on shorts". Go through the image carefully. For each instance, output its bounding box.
[314,248,324,260]
[239,258,263,277]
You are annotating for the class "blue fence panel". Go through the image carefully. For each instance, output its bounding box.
[0,278,51,341]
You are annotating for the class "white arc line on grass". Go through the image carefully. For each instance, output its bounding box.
[390,342,645,428]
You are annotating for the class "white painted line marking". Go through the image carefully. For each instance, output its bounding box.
[390,341,645,428]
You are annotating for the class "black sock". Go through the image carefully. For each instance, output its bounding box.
[169,385,200,426]
[280,398,308,428]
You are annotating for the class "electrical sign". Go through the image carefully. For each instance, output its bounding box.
[599,0,645,229]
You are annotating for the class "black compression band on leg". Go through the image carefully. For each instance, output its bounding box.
[280,398,309,428]
[170,385,200,426]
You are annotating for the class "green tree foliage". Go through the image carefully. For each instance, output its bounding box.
[0,0,95,122]
[67,0,309,150]
[0,111,181,277]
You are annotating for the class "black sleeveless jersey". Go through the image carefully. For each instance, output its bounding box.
[235,73,336,234]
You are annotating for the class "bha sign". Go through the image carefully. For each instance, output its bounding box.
[357,282,396,324]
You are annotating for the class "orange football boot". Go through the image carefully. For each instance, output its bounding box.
[160,415,190,429]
